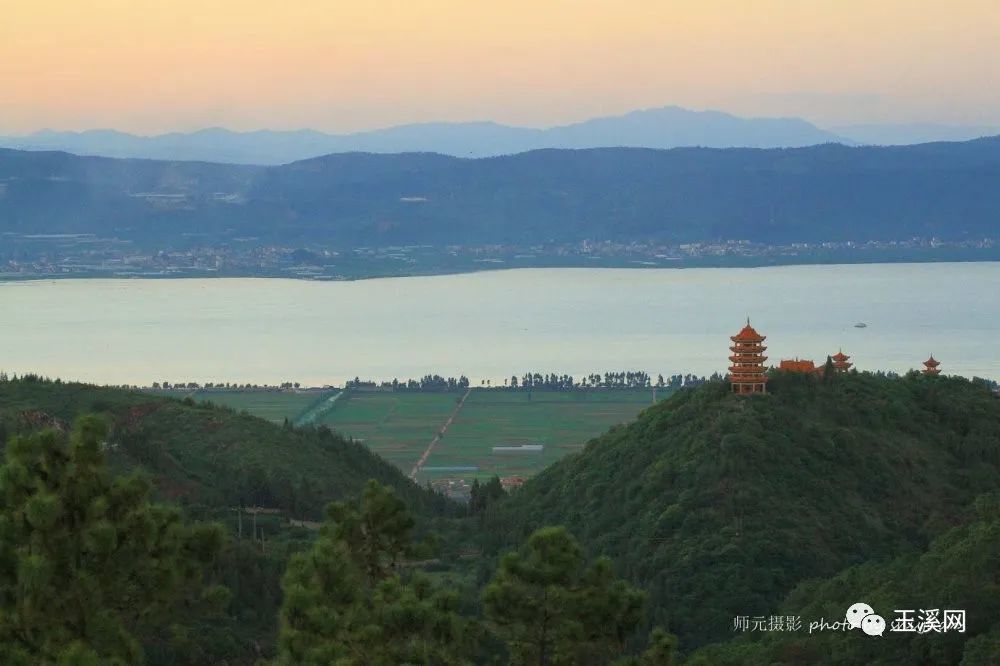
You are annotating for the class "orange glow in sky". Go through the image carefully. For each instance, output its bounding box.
[1,0,999,133]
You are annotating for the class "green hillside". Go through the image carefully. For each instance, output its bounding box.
[687,493,1000,665]
[0,376,466,664]
[0,376,450,520]
[482,372,1000,652]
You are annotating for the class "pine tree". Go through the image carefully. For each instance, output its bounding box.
[325,478,416,584]
[483,526,646,665]
[275,480,479,665]
[823,355,836,382]
[612,627,678,665]
[0,416,224,664]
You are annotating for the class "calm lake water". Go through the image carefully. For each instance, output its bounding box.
[2,263,999,386]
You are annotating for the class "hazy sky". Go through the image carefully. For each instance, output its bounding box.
[2,0,999,134]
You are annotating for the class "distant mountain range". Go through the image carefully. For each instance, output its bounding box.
[2,138,999,248]
[5,107,997,166]
[832,122,1000,146]
[0,107,850,164]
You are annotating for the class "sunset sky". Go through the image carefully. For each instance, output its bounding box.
[2,0,999,134]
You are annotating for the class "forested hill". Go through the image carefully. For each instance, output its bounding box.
[3,137,1000,247]
[481,372,1000,654]
[0,376,451,520]
[688,492,1000,664]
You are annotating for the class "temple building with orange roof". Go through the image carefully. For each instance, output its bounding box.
[923,355,941,376]
[776,349,854,377]
[778,359,818,374]
[729,319,768,394]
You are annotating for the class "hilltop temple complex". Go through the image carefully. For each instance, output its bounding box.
[728,320,938,393]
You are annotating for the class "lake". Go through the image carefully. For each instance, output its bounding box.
[2,263,999,386]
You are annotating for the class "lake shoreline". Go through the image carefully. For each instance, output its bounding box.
[3,250,1000,284]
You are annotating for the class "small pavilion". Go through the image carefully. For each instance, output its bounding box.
[923,356,941,376]
[831,350,853,373]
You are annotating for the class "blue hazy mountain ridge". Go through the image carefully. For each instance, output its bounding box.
[2,137,1000,248]
[833,122,1000,146]
[0,107,849,164]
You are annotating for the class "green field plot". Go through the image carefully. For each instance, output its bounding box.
[192,389,334,423]
[320,392,464,471]
[419,389,668,482]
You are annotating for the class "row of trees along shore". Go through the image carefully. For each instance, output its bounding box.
[346,371,718,391]
[152,381,307,390]
[0,414,675,665]
[7,372,999,394]
[78,372,717,392]
[0,377,315,391]
[0,372,714,392]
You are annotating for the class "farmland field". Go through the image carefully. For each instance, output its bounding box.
[190,389,335,423]
[319,392,464,471]
[321,388,671,481]
[419,389,667,481]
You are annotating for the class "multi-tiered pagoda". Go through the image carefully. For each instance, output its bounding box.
[831,349,853,373]
[923,356,941,376]
[729,319,768,394]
